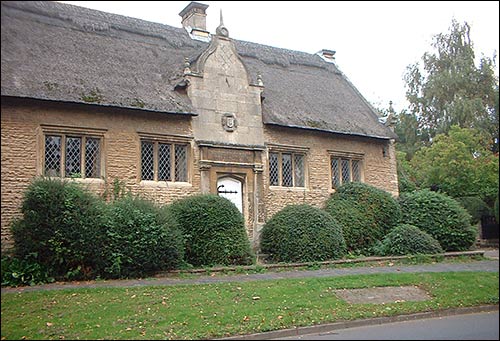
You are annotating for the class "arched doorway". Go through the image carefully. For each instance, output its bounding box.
[217,176,243,213]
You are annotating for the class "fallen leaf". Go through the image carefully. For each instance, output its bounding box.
[46,322,53,327]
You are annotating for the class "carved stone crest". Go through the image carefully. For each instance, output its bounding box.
[221,113,237,132]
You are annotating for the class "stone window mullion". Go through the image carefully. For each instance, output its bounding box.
[170,144,175,181]
[154,142,158,182]
[278,153,282,186]
[61,135,66,178]
[80,136,86,178]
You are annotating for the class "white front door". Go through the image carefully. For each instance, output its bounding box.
[217,176,243,213]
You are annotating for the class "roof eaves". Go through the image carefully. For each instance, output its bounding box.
[264,122,394,141]
[1,95,198,117]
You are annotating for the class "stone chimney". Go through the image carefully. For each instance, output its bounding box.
[317,49,336,63]
[179,2,210,40]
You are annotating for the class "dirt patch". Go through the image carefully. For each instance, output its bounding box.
[334,286,431,304]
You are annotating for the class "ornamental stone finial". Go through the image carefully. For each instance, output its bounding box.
[216,9,229,37]
[257,73,264,86]
[386,100,397,128]
[183,57,191,74]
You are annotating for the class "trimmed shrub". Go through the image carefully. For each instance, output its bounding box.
[260,204,346,263]
[455,196,491,225]
[375,224,444,256]
[324,182,401,253]
[324,199,378,254]
[169,194,254,267]
[103,195,184,278]
[399,190,477,251]
[12,177,107,280]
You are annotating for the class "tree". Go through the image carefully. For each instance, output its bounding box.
[404,19,499,153]
[394,109,427,160]
[411,126,499,205]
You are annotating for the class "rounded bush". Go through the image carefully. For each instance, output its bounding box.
[376,224,444,256]
[399,190,477,251]
[169,194,254,267]
[324,199,378,254]
[12,177,107,280]
[324,182,401,253]
[103,195,184,278]
[260,204,346,263]
[455,196,492,225]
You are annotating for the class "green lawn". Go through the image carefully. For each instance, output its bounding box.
[1,272,498,340]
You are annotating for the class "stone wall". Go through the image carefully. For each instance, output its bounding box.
[262,125,399,221]
[1,98,198,251]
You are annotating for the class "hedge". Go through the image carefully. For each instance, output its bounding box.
[260,204,346,263]
[103,195,185,278]
[168,194,254,267]
[324,182,401,253]
[375,224,444,256]
[11,177,108,280]
[399,189,477,251]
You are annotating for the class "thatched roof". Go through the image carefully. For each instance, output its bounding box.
[1,1,397,139]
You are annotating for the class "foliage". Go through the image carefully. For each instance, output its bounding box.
[101,178,129,202]
[455,196,492,225]
[410,126,499,203]
[324,182,401,253]
[396,151,418,193]
[399,189,477,251]
[11,177,108,280]
[404,19,499,152]
[394,110,428,160]
[375,224,444,256]
[495,193,499,224]
[1,254,54,287]
[103,195,184,278]
[169,194,254,267]
[260,204,346,263]
[323,199,377,254]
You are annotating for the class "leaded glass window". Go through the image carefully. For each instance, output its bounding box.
[141,141,154,180]
[44,134,101,178]
[174,144,187,182]
[282,153,292,187]
[85,138,101,178]
[331,158,340,189]
[341,159,350,184]
[158,143,171,181]
[269,153,279,186]
[269,151,306,187]
[352,160,361,182]
[65,137,81,177]
[140,140,189,182]
[293,154,305,187]
[330,155,362,189]
[45,135,61,177]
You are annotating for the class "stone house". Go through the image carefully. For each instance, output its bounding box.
[1,1,399,252]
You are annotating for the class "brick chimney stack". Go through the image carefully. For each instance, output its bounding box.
[179,2,210,40]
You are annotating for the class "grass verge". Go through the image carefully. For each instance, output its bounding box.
[1,271,498,340]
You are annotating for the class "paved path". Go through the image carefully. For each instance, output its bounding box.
[2,255,498,294]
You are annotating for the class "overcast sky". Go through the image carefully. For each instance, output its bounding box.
[60,1,499,113]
